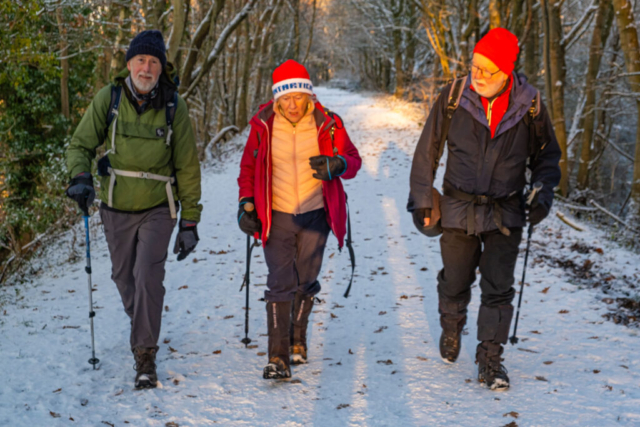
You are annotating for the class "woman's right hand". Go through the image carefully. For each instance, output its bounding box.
[238,197,262,235]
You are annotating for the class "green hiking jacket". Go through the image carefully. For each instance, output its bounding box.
[66,66,202,222]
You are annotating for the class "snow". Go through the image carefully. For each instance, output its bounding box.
[1,87,640,426]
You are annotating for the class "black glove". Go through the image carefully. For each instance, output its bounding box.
[65,172,95,216]
[173,219,199,261]
[528,203,549,226]
[525,185,549,226]
[412,208,432,231]
[308,155,346,181]
[238,197,261,236]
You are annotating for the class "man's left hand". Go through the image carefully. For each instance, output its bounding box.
[173,219,199,261]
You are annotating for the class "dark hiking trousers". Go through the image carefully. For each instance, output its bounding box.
[263,208,331,302]
[437,227,522,344]
[100,205,176,349]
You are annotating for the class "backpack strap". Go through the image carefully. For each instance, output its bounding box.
[433,75,467,178]
[104,85,123,154]
[165,92,178,147]
[527,90,545,163]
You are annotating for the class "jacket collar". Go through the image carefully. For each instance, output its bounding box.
[252,99,335,132]
[459,72,538,137]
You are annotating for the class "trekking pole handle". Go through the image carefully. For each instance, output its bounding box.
[526,181,544,206]
[244,202,254,212]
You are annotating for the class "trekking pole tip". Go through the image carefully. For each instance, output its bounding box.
[241,337,252,347]
[509,336,518,346]
[89,357,100,368]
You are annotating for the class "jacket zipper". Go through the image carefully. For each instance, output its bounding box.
[260,119,272,239]
[487,98,496,127]
[292,123,300,214]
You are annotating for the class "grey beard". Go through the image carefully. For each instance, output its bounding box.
[126,75,159,101]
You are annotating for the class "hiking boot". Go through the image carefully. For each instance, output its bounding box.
[291,292,314,365]
[263,356,292,379]
[476,341,510,391]
[438,294,469,364]
[133,347,158,389]
[265,301,292,379]
[290,344,308,365]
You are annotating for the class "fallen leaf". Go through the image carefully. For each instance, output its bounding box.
[336,404,350,410]
[543,361,553,365]
[541,287,550,294]
[530,330,541,334]
[164,338,171,344]
[558,310,569,314]
[114,389,123,396]
[224,315,234,319]
[330,313,338,319]
[50,411,61,418]
[416,356,428,361]
[420,267,428,271]
[169,346,177,353]
[165,305,169,312]
[247,345,258,349]
[186,395,197,398]
[178,285,188,290]
[173,379,180,385]
[503,411,519,419]
[604,385,613,391]
[290,379,302,384]
[192,258,198,264]
[399,295,409,300]
[374,326,388,333]
[465,379,472,383]
[593,370,600,374]
[52,388,62,393]
[80,399,88,406]
[502,422,518,427]
[348,349,353,355]
[535,376,548,382]
[166,422,179,427]
[257,352,266,356]
[378,311,387,315]
[377,359,393,365]
[213,350,222,354]
[70,417,75,421]
[102,422,114,427]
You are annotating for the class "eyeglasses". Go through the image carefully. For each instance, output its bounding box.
[470,63,502,80]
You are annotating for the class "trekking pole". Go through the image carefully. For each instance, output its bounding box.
[83,215,100,368]
[239,202,260,347]
[510,181,543,345]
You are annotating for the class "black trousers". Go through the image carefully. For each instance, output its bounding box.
[437,227,523,344]
[263,208,331,302]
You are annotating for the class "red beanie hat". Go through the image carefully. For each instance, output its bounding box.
[473,28,519,75]
[272,60,314,100]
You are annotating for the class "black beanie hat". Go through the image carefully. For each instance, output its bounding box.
[125,30,167,68]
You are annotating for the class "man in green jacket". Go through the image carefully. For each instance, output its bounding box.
[65,30,202,389]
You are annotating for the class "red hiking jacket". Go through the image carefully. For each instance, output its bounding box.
[238,100,362,248]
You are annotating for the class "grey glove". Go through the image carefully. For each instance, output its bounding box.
[173,219,199,261]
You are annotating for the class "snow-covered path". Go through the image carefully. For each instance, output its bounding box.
[1,87,639,426]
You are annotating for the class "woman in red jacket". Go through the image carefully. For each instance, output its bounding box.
[237,60,362,379]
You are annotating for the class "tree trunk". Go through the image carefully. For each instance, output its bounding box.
[524,0,537,85]
[489,0,502,28]
[112,1,131,73]
[302,0,316,65]
[612,0,640,217]
[237,21,253,129]
[392,0,405,98]
[166,0,188,65]
[541,0,568,196]
[55,7,70,120]
[577,0,613,192]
